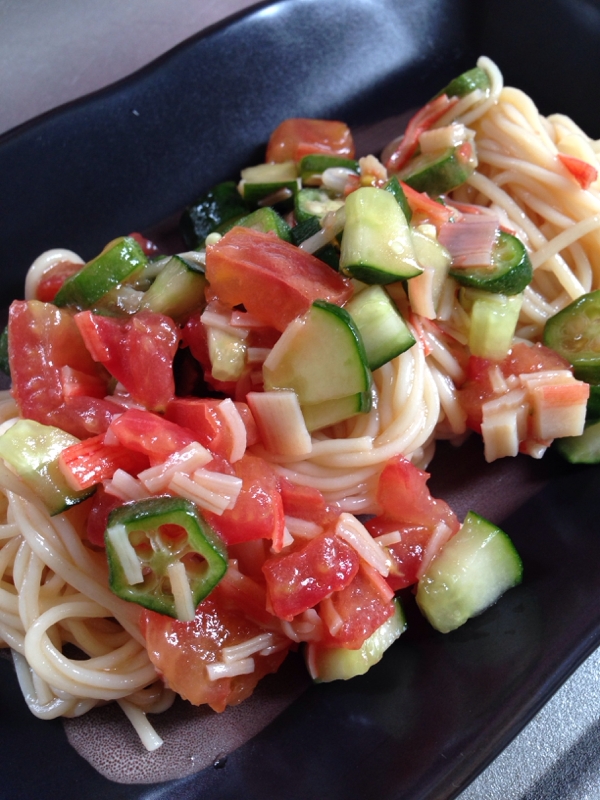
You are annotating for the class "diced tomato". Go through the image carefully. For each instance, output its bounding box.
[385,95,459,172]
[204,227,353,332]
[504,341,570,376]
[320,565,396,650]
[141,589,289,712]
[85,487,124,547]
[107,409,197,463]
[278,476,340,527]
[217,563,276,627]
[262,532,359,621]
[58,434,150,491]
[59,366,108,399]
[374,455,460,532]
[74,309,179,411]
[165,397,258,459]
[558,153,598,189]
[205,454,285,548]
[35,261,82,303]
[265,118,355,163]
[364,519,432,591]
[8,300,117,438]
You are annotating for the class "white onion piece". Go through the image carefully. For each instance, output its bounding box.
[24,249,84,300]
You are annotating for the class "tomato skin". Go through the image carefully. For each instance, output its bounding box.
[75,310,179,411]
[107,409,197,462]
[142,590,289,712]
[262,532,359,621]
[8,300,118,438]
[265,118,355,163]
[165,398,258,459]
[320,565,395,649]
[278,476,340,527]
[205,227,353,332]
[86,487,123,547]
[364,519,431,591]
[374,456,460,532]
[205,454,285,547]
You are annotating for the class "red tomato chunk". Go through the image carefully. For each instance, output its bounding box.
[204,227,353,332]
[265,118,355,163]
[262,532,359,621]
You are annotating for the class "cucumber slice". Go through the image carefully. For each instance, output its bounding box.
[140,256,207,321]
[180,181,250,249]
[53,236,147,310]
[555,418,600,463]
[416,511,523,633]
[294,188,345,224]
[239,161,300,208]
[0,419,93,515]
[543,290,600,383]
[299,154,359,186]
[340,186,422,284]
[449,231,533,295]
[462,288,523,360]
[263,299,372,406]
[345,285,415,370]
[217,207,292,241]
[587,384,600,420]
[399,144,477,196]
[383,175,412,223]
[306,599,406,682]
[301,391,371,432]
[439,66,491,99]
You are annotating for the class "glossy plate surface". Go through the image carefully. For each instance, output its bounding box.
[1,0,600,798]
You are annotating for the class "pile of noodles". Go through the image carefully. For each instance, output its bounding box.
[1,55,599,749]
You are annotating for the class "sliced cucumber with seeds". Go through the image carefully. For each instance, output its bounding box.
[53,236,147,310]
[340,186,421,284]
[295,187,345,224]
[439,66,491,99]
[416,511,523,633]
[346,285,415,370]
[141,256,207,321]
[263,299,372,407]
[299,154,358,186]
[306,599,406,682]
[399,144,477,196]
[450,231,533,295]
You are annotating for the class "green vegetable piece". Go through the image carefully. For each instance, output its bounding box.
[450,231,533,295]
[239,161,299,209]
[53,236,147,310]
[299,154,359,185]
[399,145,477,196]
[0,419,93,515]
[416,511,523,633]
[555,418,600,464]
[463,289,523,360]
[105,496,227,619]
[294,187,345,224]
[345,285,415,370]
[0,326,9,377]
[301,391,371,432]
[140,255,207,322]
[306,599,406,682]
[587,384,600,420]
[383,175,412,223]
[180,181,250,249]
[263,299,372,409]
[543,290,600,382]
[438,66,491,99]
[218,206,292,241]
[340,186,422,284]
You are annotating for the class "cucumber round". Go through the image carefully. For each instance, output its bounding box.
[416,511,523,633]
[449,231,533,295]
